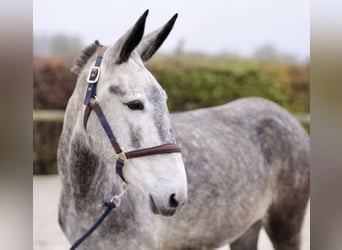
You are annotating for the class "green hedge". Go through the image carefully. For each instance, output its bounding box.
[33,122,63,174]
[33,55,309,174]
[147,56,309,113]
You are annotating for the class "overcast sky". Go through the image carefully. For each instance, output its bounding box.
[33,0,309,61]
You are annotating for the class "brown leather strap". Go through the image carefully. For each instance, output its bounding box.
[126,143,181,159]
[90,102,123,154]
[83,104,92,129]
[98,46,108,57]
[83,46,182,184]
[111,141,123,155]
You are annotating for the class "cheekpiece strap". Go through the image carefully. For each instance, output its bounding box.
[83,46,108,129]
[83,46,107,105]
[82,45,182,184]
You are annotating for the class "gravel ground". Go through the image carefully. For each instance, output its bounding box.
[33,175,310,250]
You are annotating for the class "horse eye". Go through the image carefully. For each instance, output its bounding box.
[125,100,144,111]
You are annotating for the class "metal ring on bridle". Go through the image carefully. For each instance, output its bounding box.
[117,152,128,165]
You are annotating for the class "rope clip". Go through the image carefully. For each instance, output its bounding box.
[110,183,129,207]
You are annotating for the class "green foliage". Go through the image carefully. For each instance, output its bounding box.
[33,122,63,174]
[147,55,309,113]
[33,55,309,174]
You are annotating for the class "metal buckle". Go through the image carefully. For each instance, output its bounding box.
[110,183,129,207]
[117,152,128,165]
[92,95,99,103]
[87,66,101,83]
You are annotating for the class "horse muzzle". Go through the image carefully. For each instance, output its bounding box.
[149,193,186,217]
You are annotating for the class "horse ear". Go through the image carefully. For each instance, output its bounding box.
[137,13,178,62]
[115,10,149,64]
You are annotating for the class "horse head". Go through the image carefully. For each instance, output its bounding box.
[71,10,187,216]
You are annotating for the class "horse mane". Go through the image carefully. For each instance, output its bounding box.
[71,40,101,75]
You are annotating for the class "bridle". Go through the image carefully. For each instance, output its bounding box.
[82,46,181,183]
[70,45,182,249]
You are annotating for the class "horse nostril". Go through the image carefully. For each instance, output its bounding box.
[169,193,179,209]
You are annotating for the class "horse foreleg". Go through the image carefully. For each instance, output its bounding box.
[263,178,309,250]
[230,220,262,250]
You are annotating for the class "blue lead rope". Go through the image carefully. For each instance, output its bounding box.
[69,201,116,250]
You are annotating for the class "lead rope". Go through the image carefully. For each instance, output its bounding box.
[69,183,129,250]
[72,46,181,249]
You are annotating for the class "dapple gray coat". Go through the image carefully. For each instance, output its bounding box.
[58,11,309,250]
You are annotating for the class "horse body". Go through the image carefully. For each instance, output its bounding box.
[58,11,309,250]
[162,97,309,249]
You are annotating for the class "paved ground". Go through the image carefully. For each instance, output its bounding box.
[33,175,310,250]
[33,176,70,250]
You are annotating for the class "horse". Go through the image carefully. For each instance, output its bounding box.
[58,10,310,250]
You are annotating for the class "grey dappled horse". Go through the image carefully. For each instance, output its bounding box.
[58,11,310,250]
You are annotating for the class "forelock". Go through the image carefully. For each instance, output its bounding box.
[71,40,102,75]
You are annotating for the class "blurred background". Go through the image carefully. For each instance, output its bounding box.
[33,0,310,174]
[32,1,311,249]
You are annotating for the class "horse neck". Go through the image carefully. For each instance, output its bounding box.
[58,90,160,242]
[59,108,122,209]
